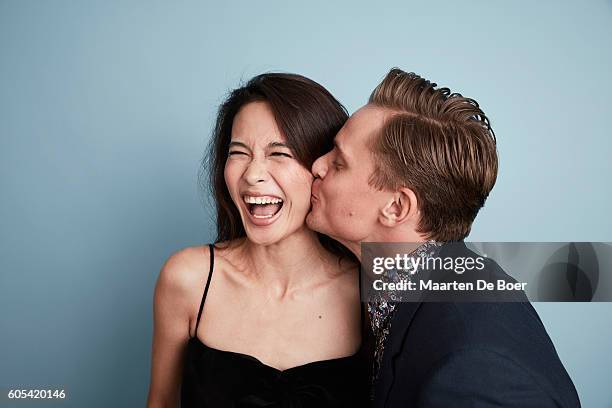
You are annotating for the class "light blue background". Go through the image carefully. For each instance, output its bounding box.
[1,1,611,406]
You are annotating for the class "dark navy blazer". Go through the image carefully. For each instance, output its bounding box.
[372,242,581,407]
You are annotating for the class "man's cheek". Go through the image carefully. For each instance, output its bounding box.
[338,203,358,219]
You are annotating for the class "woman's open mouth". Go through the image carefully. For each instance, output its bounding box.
[243,195,284,225]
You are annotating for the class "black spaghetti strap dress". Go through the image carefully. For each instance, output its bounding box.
[180,244,369,407]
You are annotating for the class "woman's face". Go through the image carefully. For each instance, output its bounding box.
[224,101,314,245]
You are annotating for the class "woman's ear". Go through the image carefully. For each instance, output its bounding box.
[378,187,419,227]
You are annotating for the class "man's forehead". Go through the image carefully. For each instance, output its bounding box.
[338,104,389,149]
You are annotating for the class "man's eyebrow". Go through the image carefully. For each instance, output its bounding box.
[334,141,348,159]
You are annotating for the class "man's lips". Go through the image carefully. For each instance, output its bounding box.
[311,179,321,201]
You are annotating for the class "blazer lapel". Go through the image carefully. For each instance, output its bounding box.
[372,242,461,407]
[374,301,423,408]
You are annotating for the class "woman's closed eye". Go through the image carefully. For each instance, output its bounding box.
[270,152,293,158]
[228,151,248,156]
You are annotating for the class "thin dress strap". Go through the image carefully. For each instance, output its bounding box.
[193,243,215,339]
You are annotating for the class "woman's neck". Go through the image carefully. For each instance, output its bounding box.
[235,226,337,297]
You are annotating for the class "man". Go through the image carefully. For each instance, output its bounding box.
[306,68,580,407]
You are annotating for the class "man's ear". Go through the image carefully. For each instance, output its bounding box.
[378,187,419,227]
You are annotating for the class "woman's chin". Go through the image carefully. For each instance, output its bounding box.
[243,225,287,245]
[242,217,312,246]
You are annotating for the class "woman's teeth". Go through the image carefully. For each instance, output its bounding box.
[243,195,283,204]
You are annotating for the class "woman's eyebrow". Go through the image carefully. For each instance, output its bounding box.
[228,141,249,149]
[268,141,290,148]
[228,141,291,149]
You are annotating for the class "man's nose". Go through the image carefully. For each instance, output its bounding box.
[244,159,268,185]
[311,154,328,179]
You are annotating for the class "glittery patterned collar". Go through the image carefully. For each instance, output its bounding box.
[367,241,443,396]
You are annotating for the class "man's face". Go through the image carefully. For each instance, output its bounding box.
[306,105,392,249]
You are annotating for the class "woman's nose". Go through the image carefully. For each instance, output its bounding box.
[243,159,268,185]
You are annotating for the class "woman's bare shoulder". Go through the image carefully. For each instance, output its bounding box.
[157,239,243,291]
[156,245,213,302]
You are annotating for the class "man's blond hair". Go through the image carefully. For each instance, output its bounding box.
[368,68,498,241]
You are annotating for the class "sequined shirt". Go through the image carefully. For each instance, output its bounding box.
[367,241,442,393]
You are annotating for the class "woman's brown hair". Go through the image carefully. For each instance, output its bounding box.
[200,73,356,261]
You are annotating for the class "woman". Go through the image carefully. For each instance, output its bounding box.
[147,73,369,407]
